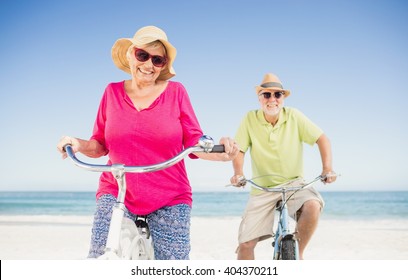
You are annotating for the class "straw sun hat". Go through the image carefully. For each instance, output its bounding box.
[111,26,177,81]
[255,73,291,98]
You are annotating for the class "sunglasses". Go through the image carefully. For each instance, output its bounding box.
[134,48,167,67]
[258,91,285,99]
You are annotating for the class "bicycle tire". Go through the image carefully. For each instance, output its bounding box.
[133,236,155,260]
[132,237,148,260]
[280,238,297,260]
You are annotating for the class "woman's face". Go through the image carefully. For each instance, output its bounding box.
[129,44,167,83]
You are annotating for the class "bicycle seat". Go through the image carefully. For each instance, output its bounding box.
[276,200,283,211]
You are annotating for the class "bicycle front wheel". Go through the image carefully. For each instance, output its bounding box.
[280,238,297,260]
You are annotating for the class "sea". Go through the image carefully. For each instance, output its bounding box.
[0,191,408,220]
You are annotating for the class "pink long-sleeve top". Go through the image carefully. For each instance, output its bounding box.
[90,80,203,215]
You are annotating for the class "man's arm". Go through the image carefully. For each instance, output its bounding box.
[316,134,336,183]
[230,151,246,186]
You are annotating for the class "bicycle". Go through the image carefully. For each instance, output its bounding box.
[63,135,225,260]
[232,174,333,260]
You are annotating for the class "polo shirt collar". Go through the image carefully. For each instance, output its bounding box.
[257,107,288,126]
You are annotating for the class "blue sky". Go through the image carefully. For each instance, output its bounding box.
[0,0,407,192]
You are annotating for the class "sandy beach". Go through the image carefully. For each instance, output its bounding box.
[0,215,407,260]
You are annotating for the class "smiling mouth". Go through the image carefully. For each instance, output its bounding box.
[138,68,154,75]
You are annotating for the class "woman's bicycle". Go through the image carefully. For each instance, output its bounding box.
[64,135,225,260]
[233,174,334,260]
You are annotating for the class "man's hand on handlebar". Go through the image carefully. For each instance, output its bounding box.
[230,175,247,188]
[322,171,338,184]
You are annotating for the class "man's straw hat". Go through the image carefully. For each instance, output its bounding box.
[255,73,291,97]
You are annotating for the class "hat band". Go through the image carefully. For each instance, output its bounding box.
[260,82,283,89]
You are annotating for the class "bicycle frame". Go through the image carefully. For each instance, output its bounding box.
[64,135,224,260]
[243,175,325,260]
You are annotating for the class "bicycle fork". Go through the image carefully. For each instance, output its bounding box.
[273,191,300,260]
[103,164,127,257]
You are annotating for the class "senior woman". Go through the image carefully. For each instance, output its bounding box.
[57,26,239,260]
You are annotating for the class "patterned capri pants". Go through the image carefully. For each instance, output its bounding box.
[88,194,191,260]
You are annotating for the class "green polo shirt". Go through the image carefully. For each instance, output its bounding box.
[235,107,323,193]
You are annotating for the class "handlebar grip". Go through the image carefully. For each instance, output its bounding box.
[211,145,225,153]
[62,144,72,152]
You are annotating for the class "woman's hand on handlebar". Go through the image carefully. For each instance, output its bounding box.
[57,137,107,159]
[195,137,239,161]
[219,137,239,161]
[57,136,81,159]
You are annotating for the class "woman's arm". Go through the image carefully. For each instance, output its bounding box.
[57,136,107,159]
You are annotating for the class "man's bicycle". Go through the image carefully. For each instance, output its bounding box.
[234,174,334,260]
[64,135,224,260]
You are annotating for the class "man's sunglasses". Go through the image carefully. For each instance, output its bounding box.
[135,48,167,67]
[258,91,285,99]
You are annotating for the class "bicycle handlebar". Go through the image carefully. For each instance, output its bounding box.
[63,135,225,173]
[229,173,334,193]
[245,175,326,193]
